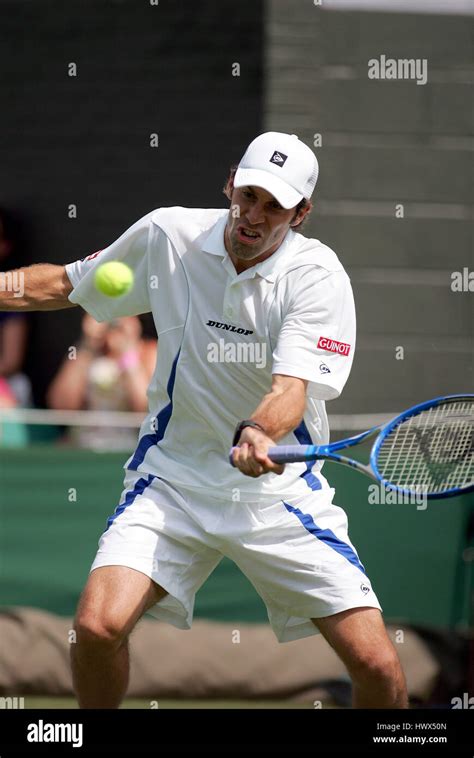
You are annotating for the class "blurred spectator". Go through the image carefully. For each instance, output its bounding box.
[0,376,17,408]
[0,207,32,407]
[47,313,157,451]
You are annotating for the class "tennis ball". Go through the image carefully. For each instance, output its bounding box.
[94,261,134,297]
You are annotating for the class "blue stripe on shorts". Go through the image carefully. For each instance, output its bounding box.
[106,474,156,530]
[283,501,366,575]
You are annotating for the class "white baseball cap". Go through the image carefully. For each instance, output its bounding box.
[233,132,319,209]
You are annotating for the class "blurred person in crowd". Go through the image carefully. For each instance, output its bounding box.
[47,313,156,450]
[0,207,32,407]
[0,376,17,408]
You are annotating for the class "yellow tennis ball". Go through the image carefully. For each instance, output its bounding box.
[94,261,134,297]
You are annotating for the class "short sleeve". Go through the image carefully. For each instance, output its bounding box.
[272,268,356,400]
[65,211,156,322]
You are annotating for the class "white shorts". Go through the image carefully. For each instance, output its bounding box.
[91,471,382,643]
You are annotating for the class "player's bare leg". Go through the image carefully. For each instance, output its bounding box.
[312,607,408,708]
[71,566,167,708]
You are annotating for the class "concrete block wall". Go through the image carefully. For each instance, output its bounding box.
[265,1,473,413]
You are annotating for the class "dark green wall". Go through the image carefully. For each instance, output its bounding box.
[265,3,473,415]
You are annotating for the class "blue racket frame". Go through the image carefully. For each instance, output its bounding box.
[229,394,474,500]
[370,393,474,500]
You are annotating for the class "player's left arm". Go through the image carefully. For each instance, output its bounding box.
[231,373,307,478]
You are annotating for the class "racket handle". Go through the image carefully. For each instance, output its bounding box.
[229,445,319,466]
[267,445,317,464]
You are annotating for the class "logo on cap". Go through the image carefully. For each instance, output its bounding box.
[270,151,288,167]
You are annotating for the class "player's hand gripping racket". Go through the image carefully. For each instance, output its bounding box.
[229,394,474,499]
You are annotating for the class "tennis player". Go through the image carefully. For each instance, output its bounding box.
[0,132,407,708]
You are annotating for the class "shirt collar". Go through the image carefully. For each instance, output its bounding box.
[201,213,295,283]
[201,215,228,257]
[251,230,295,282]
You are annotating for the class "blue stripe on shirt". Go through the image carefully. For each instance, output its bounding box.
[128,349,180,471]
[294,419,322,491]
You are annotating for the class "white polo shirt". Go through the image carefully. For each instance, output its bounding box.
[66,207,356,501]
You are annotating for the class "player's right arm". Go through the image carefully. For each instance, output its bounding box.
[0,264,76,311]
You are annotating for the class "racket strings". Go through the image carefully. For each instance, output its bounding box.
[376,400,474,493]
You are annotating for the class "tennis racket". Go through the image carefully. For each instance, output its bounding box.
[229,394,474,500]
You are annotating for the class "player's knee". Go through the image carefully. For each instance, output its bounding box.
[350,647,401,689]
[74,612,127,650]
